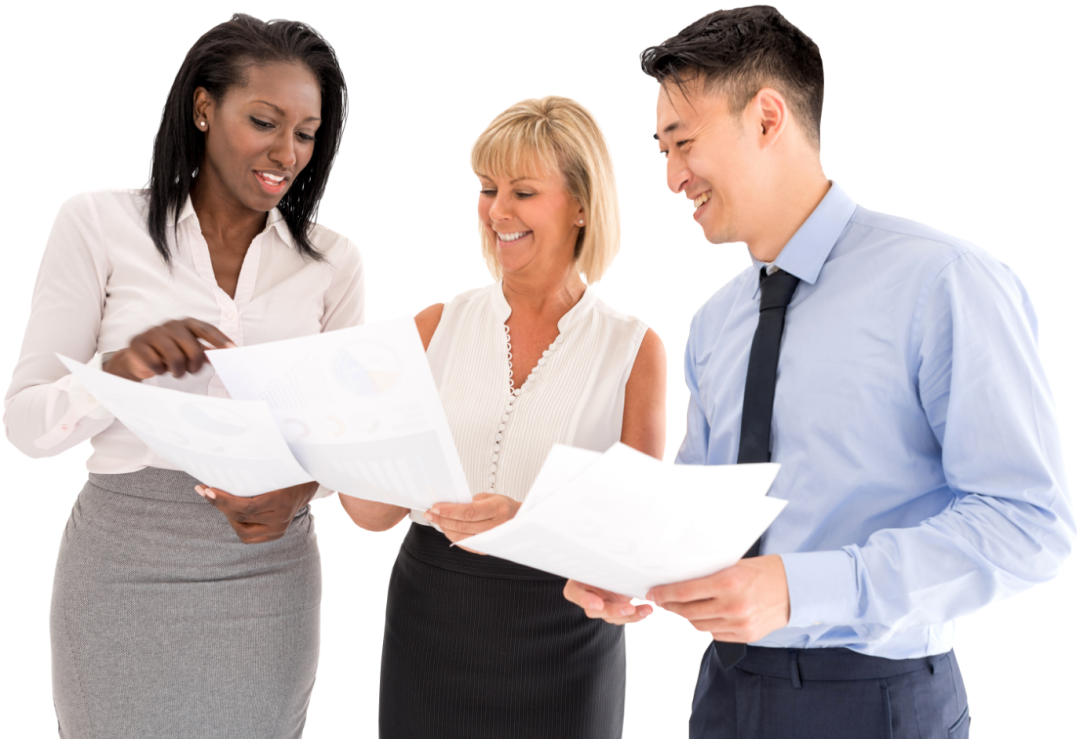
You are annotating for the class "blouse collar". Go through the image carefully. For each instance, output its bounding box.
[176,195,293,247]
[489,280,597,332]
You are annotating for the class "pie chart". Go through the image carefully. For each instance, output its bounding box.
[334,342,401,396]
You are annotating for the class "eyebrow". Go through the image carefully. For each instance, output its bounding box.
[253,100,321,123]
[654,121,683,140]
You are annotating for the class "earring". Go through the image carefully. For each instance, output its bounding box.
[199,121,206,128]
[578,219,584,225]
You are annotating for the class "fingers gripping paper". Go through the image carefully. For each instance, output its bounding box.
[462,443,786,599]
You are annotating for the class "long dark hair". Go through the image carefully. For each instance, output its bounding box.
[147,13,347,263]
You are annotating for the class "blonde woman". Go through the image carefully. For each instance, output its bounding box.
[340,97,665,738]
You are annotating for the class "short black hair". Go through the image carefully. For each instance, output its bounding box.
[641,6,824,148]
[147,13,348,263]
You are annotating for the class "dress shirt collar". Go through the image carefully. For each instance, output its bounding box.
[750,182,857,295]
[175,195,292,246]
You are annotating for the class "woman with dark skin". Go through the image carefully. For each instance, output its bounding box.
[4,15,360,738]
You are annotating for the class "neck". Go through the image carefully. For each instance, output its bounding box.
[189,173,268,254]
[502,262,586,320]
[744,163,830,264]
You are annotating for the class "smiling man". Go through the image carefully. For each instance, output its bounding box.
[562,6,1073,738]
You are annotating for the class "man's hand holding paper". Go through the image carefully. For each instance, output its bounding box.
[460,443,786,605]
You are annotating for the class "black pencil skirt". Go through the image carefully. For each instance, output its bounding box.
[379,523,626,739]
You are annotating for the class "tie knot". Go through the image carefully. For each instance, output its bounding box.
[758,268,800,311]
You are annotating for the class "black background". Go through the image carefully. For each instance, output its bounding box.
[10,7,1071,739]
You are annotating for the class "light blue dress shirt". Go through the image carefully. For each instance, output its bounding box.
[676,183,1074,659]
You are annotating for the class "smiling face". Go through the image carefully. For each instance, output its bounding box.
[194,61,322,214]
[477,163,585,279]
[656,78,763,246]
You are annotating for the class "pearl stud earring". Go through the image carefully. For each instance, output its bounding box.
[199,121,206,127]
[578,219,584,225]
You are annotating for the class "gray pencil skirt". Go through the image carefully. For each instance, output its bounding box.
[50,468,321,739]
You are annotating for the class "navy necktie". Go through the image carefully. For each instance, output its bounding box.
[714,266,800,671]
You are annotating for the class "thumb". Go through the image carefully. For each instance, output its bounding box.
[127,355,157,380]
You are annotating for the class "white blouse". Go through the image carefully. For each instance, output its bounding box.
[4,190,364,476]
[412,281,648,524]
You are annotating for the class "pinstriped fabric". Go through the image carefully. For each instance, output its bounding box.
[411,281,647,525]
[382,282,645,737]
[381,526,626,739]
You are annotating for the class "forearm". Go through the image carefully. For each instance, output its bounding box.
[338,493,408,531]
[782,489,1074,637]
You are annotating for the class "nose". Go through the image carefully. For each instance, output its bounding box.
[268,130,298,170]
[667,149,690,195]
[487,190,513,222]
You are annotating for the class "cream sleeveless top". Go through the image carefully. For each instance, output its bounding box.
[411,281,648,524]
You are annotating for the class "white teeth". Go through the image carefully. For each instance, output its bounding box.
[694,191,711,209]
[496,231,528,242]
[260,172,284,183]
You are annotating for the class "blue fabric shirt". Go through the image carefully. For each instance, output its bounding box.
[676,183,1074,659]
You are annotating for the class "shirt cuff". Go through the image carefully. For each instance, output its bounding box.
[780,549,859,629]
[33,357,114,449]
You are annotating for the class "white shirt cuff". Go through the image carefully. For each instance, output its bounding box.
[33,355,114,449]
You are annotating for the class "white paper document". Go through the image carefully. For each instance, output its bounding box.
[207,318,472,509]
[58,356,312,496]
[462,443,786,599]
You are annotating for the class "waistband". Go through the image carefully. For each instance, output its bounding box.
[403,522,565,581]
[87,469,309,519]
[732,645,950,684]
[88,467,204,502]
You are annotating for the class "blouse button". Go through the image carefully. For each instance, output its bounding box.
[489,464,498,473]
[491,454,499,463]
[555,335,564,344]
[542,350,550,357]
[488,475,497,484]
[492,443,500,452]
[498,423,507,431]
[225,311,236,321]
[537,358,546,366]
[495,432,504,441]
[501,414,510,422]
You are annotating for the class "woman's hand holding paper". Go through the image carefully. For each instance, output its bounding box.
[563,580,653,624]
[425,493,522,553]
[196,481,320,544]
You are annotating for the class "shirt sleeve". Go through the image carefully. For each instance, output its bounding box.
[675,314,711,466]
[4,193,116,458]
[320,238,365,332]
[782,251,1074,636]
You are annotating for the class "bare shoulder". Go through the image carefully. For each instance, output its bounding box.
[622,327,666,459]
[414,304,445,351]
[631,328,666,380]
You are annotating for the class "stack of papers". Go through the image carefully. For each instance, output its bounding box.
[462,443,786,598]
[59,318,471,505]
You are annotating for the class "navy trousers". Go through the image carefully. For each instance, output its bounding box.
[690,644,971,739]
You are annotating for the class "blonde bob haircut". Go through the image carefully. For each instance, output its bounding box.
[471,96,619,284]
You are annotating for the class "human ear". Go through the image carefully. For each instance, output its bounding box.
[754,88,789,148]
[192,87,213,131]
